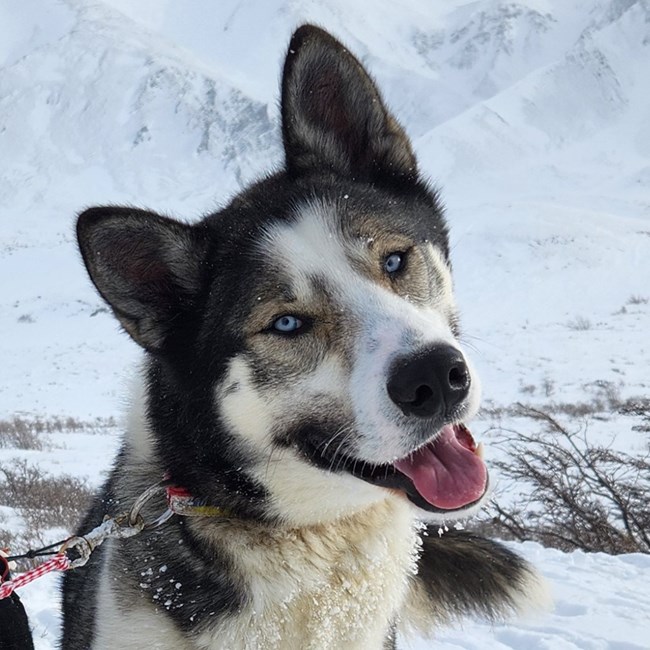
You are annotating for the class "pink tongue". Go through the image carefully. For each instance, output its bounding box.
[393,425,487,510]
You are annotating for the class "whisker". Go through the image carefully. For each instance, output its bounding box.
[318,426,350,457]
[262,439,288,482]
[329,428,356,473]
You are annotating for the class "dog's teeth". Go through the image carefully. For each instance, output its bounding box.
[475,442,484,460]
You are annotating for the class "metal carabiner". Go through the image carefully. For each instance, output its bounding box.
[59,535,95,568]
[128,479,174,529]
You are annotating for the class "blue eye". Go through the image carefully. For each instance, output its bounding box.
[384,252,404,274]
[272,315,304,334]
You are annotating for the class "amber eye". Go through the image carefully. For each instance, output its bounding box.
[384,252,404,275]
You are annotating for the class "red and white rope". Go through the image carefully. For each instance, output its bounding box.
[0,554,70,600]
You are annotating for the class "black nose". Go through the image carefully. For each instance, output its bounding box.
[387,345,471,418]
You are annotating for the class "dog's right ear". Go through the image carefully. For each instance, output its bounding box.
[281,24,417,182]
[77,207,209,352]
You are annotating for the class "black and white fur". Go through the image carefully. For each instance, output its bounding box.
[61,25,546,650]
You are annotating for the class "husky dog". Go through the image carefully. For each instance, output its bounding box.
[62,25,544,650]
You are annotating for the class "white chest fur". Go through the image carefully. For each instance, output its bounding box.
[193,498,420,650]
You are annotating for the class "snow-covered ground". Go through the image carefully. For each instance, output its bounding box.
[1,0,649,647]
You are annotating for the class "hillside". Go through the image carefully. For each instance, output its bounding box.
[1,0,649,417]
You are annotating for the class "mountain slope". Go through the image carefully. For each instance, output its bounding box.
[2,0,648,416]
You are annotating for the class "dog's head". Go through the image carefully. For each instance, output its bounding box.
[77,26,487,526]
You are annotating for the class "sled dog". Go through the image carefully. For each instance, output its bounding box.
[62,24,544,650]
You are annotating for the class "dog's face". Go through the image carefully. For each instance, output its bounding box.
[77,26,487,526]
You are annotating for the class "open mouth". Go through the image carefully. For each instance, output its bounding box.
[346,424,488,513]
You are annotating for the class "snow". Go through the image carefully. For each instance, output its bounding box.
[1,0,649,647]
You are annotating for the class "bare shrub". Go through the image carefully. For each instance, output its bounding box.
[478,405,650,554]
[519,383,535,395]
[548,400,606,418]
[0,460,94,570]
[481,399,605,420]
[480,387,640,421]
[619,397,650,434]
[586,379,622,409]
[0,460,93,531]
[541,378,555,398]
[0,526,52,566]
[0,418,44,450]
[566,315,592,331]
[0,415,118,450]
[627,294,648,305]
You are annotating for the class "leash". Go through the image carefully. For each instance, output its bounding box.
[0,479,229,600]
[0,554,70,600]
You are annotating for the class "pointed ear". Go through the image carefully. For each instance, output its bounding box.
[77,207,209,352]
[281,25,417,181]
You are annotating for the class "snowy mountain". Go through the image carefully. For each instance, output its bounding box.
[1,0,649,417]
[1,0,649,647]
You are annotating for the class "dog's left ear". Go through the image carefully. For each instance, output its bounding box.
[281,25,417,182]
